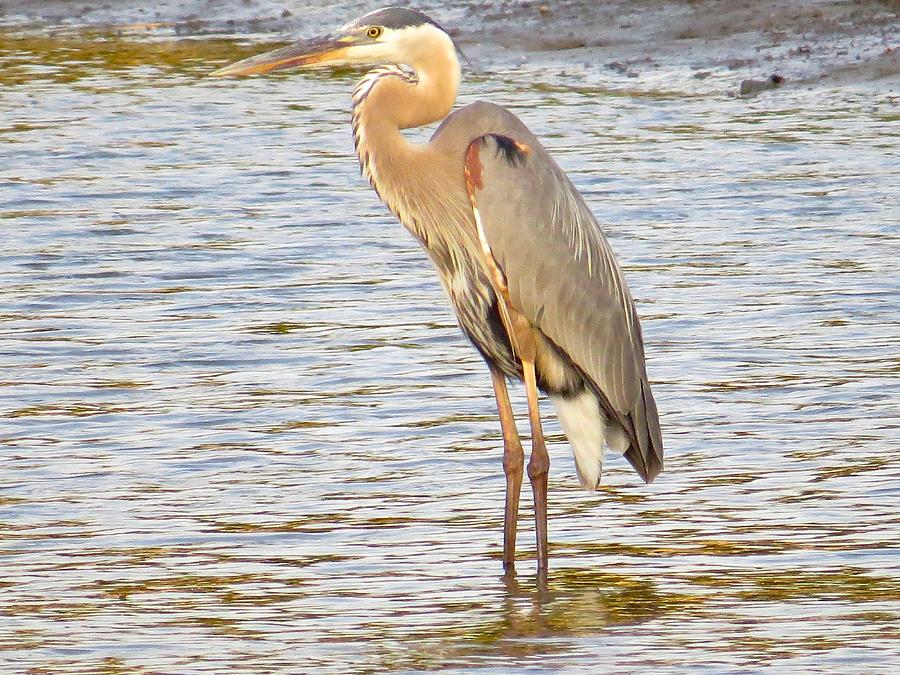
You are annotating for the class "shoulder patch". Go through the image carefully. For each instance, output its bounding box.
[464,134,531,193]
[487,134,530,167]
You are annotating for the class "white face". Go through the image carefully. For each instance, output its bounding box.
[333,22,458,71]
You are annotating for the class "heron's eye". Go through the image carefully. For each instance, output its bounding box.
[366,26,383,39]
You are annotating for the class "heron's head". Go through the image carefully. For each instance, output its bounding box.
[212,7,460,77]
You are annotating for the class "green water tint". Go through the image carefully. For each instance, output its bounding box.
[372,567,900,669]
[0,28,274,84]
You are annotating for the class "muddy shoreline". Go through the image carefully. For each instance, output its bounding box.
[1,1,897,89]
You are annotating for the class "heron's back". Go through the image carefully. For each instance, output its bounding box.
[432,101,664,483]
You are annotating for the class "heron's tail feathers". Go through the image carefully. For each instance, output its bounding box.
[551,390,627,491]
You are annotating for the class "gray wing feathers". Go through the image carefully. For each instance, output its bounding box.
[462,106,662,482]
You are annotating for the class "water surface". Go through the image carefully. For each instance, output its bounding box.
[1,31,899,672]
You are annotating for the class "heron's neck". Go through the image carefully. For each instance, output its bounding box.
[350,44,460,226]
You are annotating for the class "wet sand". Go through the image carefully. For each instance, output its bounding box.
[2,0,898,88]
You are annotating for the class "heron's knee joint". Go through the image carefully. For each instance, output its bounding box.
[527,459,549,482]
[503,452,524,475]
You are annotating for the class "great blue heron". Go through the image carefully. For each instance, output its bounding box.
[213,6,663,576]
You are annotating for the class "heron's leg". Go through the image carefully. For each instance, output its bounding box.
[522,358,550,575]
[490,367,524,574]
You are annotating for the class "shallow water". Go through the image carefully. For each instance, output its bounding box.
[1,30,899,673]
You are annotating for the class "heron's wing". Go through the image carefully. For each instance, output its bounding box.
[465,132,663,482]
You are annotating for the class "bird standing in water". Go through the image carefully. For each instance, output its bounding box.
[214,7,663,576]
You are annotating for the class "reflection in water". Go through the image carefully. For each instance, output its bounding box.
[378,571,700,668]
[1,24,899,673]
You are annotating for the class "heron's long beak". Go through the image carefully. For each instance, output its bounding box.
[211,34,352,77]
